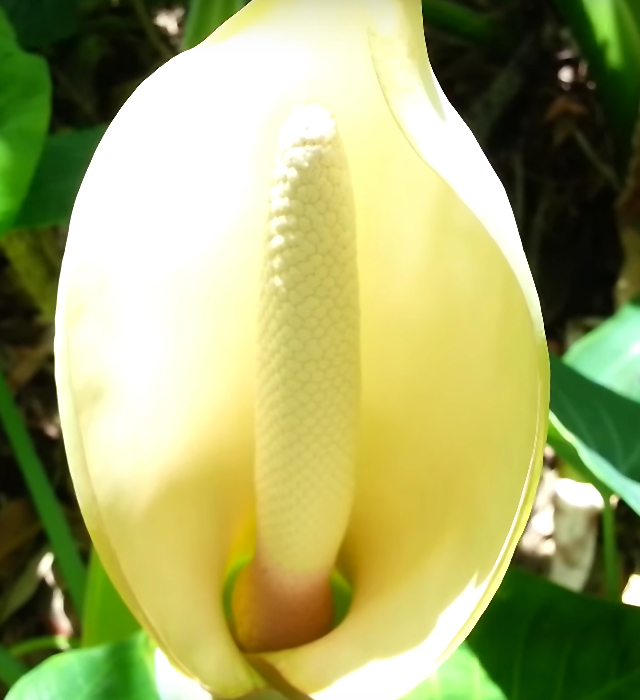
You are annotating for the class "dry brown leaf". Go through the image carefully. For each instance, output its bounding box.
[544,95,589,122]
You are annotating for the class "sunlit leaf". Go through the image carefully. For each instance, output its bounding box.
[564,296,640,402]
[549,354,640,514]
[408,568,640,699]
[5,633,158,700]
[546,300,640,512]
[550,354,640,482]
[405,644,505,700]
[546,416,611,494]
[0,6,51,238]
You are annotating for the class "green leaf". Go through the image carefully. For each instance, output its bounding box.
[408,568,640,699]
[82,550,140,648]
[404,644,506,700]
[546,415,612,494]
[0,645,27,689]
[550,354,640,483]
[5,633,159,700]
[547,301,640,512]
[550,403,640,516]
[1,0,79,48]
[0,6,51,238]
[470,568,640,699]
[548,354,640,515]
[14,126,106,230]
[182,0,245,50]
[563,297,640,402]
[550,0,640,157]
[421,0,511,52]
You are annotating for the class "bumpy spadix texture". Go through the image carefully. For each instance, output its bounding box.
[233,104,359,653]
[55,0,549,699]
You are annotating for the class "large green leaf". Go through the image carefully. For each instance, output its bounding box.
[470,568,640,699]
[548,352,640,515]
[0,6,51,238]
[408,568,640,699]
[550,0,640,156]
[405,644,506,700]
[550,354,640,483]
[546,303,640,513]
[546,415,614,496]
[14,126,106,230]
[1,0,78,48]
[564,297,640,402]
[5,633,158,700]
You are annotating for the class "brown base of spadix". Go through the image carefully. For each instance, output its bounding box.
[231,556,334,653]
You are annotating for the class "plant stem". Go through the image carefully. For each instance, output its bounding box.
[0,371,86,613]
[601,495,620,602]
[9,636,77,658]
[0,645,27,687]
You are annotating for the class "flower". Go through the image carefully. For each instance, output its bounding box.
[54,0,549,698]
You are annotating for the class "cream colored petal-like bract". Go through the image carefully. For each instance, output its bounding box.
[55,1,549,699]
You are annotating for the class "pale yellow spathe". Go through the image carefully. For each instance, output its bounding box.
[55,0,549,699]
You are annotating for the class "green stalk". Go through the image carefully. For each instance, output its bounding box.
[601,495,620,602]
[0,371,85,613]
[9,636,77,658]
[0,646,27,687]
